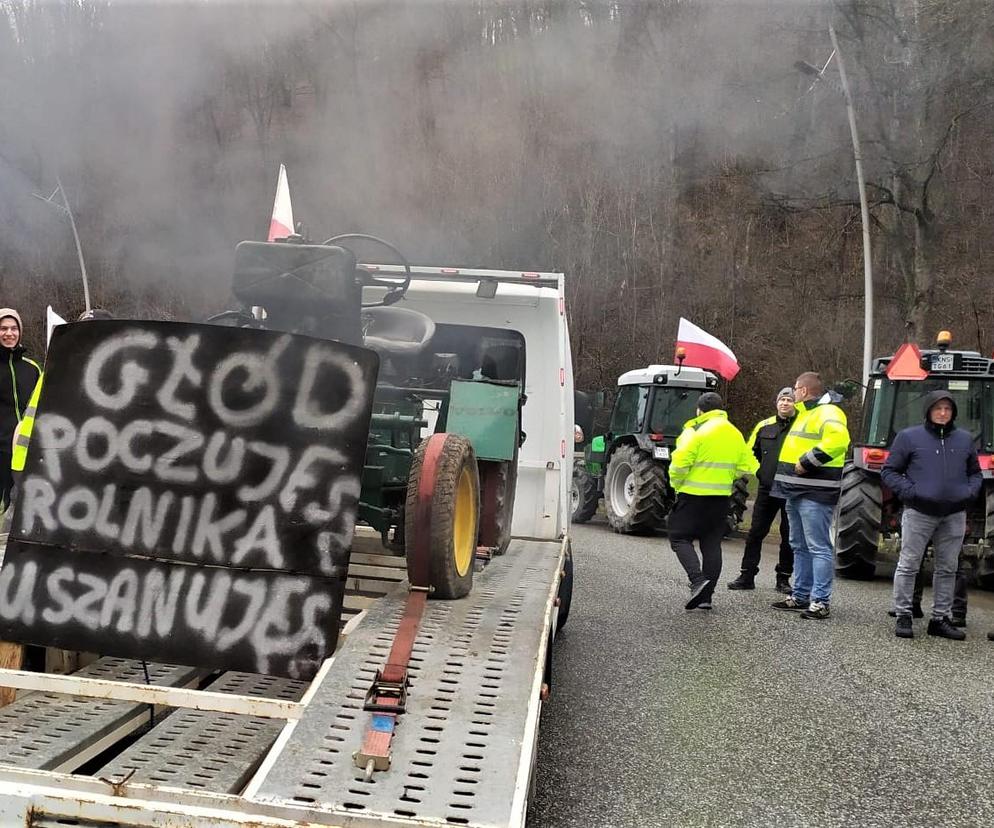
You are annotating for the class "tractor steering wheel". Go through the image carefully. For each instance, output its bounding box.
[323,233,412,308]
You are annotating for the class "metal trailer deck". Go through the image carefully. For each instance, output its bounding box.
[0,537,565,828]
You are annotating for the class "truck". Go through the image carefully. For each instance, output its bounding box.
[834,331,994,584]
[571,363,749,534]
[0,235,576,827]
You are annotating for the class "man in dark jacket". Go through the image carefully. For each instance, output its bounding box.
[0,308,41,512]
[881,389,982,640]
[728,387,795,593]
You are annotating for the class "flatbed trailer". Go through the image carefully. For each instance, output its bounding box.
[0,535,567,827]
[0,264,575,827]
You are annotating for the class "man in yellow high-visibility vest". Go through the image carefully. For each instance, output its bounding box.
[770,371,850,620]
[668,392,758,610]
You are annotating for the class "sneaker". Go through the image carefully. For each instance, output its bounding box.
[697,601,712,610]
[772,597,809,611]
[927,617,966,640]
[800,601,830,620]
[950,615,967,628]
[775,575,792,595]
[727,575,755,590]
[895,615,914,639]
[685,579,712,610]
[888,605,925,619]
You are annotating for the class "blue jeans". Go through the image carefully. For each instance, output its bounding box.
[786,496,835,604]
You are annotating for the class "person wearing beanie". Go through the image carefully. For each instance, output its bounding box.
[727,387,796,593]
[0,308,41,511]
[668,392,758,611]
[881,390,981,640]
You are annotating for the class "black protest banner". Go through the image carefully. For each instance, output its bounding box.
[0,321,378,679]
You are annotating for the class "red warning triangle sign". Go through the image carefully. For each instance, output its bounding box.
[886,342,928,380]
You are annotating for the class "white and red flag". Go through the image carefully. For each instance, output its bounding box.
[267,164,295,241]
[675,317,740,381]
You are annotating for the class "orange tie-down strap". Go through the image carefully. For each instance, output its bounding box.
[354,433,446,779]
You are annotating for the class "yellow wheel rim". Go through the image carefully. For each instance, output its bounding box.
[453,466,476,577]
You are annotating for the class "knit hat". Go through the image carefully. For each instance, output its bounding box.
[776,386,794,403]
[0,308,23,330]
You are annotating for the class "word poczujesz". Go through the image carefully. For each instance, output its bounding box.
[0,321,378,679]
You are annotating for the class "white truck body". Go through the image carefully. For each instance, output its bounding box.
[0,264,574,828]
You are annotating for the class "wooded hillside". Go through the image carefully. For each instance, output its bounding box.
[2,0,992,424]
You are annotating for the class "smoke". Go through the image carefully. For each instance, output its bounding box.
[0,0,841,319]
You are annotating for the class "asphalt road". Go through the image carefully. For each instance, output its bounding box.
[528,519,994,828]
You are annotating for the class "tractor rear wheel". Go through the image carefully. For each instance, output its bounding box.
[571,464,599,523]
[726,476,750,534]
[834,462,881,580]
[405,433,480,599]
[604,444,668,534]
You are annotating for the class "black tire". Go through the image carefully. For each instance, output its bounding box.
[726,476,749,534]
[834,462,881,580]
[603,444,668,534]
[556,542,574,633]
[977,483,994,589]
[571,464,599,523]
[491,457,518,555]
[405,434,480,599]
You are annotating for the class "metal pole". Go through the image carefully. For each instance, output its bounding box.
[829,25,873,387]
[56,174,92,313]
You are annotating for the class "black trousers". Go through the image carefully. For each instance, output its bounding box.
[739,486,793,578]
[668,493,730,601]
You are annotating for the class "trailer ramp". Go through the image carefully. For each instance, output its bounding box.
[249,537,562,828]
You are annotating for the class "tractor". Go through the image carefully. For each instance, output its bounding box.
[571,364,749,534]
[834,331,994,585]
[212,233,524,598]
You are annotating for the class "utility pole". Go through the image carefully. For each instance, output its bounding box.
[795,28,875,386]
[33,176,92,314]
[829,25,874,387]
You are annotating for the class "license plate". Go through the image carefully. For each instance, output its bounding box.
[931,354,954,371]
[653,446,670,460]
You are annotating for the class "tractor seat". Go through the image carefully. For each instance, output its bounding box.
[362,306,436,358]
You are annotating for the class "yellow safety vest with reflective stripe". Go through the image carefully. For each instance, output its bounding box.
[11,374,43,472]
[669,409,758,496]
[773,396,849,498]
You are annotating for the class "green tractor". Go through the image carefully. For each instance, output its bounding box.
[834,331,994,585]
[571,364,749,534]
[217,234,526,599]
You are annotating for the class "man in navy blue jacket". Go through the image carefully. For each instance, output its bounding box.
[881,389,982,640]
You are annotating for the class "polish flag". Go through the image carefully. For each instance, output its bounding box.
[676,317,740,381]
[267,164,295,241]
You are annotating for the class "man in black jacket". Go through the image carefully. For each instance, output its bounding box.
[881,389,982,640]
[728,387,795,593]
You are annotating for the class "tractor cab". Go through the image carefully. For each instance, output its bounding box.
[855,333,994,474]
[571,364,748,535]
[835,331,994,584]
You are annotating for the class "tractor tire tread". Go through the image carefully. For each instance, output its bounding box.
[605,445,669,535]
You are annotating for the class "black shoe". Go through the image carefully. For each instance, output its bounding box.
[950,615,967,628]
[727,575,755,590]
[775,575,792,595]
[772,597,809,612]
[888,605,925,619]
[895,615,914,639]
[988,631,994,642]
[927,617,966,641]
[800,601,830,620]
[685,580,712,610]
